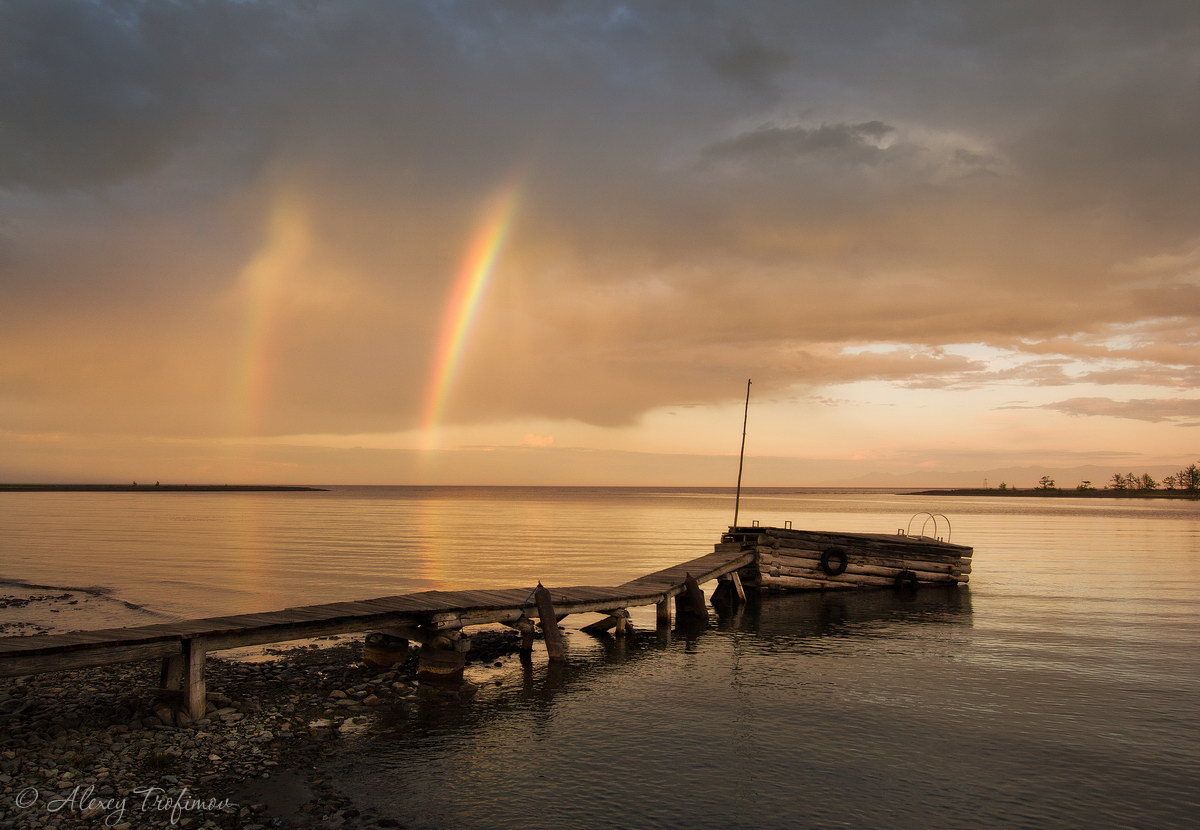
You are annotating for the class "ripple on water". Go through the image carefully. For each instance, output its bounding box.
[1,488,1197,827]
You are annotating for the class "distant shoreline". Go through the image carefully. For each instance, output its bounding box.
[911,488,1198,499]
[0,484,326,492]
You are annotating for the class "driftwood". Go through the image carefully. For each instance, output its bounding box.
[581,609,630,636]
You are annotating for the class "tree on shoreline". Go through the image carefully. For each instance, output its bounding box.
[1182,463,1200,491]
[1104,461,1198,491]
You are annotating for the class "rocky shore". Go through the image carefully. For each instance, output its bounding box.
[1,632,520,829]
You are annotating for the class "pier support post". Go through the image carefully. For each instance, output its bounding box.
[534,583,567,662]
[505,616,536,655]
[418,646,466,683]
[418,630,470,684]
[656,596,672,629]
[730,571,747,603]
[363,631,410,668]
[614,613,628,636]
[181,638,207,722]
[675,573,707,623]
[712,571,748,609]
[159,654,183,695]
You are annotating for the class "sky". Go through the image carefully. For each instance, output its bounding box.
[1,0,1198,486]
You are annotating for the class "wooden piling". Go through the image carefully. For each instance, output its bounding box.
[363,630,410,668]
[181,639,206,721]
[159,654,183,695]
[534,583,567,661]
[680,573,707,621]
[656,596,672,628]
[417,645,466,683]
[505,616,536,654]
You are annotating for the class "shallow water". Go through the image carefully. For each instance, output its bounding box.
[2,487,1198,827]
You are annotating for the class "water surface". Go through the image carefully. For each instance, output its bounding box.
[1,487,1197,827]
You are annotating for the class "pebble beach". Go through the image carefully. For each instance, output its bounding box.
[0,599,521,830]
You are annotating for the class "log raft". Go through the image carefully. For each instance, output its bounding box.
[0,524,971,719]
[726,525,972,594]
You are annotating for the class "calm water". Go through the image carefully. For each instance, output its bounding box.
[2,487,1199,827]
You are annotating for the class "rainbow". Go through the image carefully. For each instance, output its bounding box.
[234,192,310,437]
[421,181,521,446]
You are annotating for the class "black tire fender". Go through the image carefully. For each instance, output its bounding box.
[819,548,849,576]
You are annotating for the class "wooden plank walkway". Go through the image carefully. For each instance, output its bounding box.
[0,544,754,679]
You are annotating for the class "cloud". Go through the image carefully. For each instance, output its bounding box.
[1,0,1199,442]
[704,120,898,165]
[1008,397,1200,426]
[0,0,276,188]
[520,433,556,448]
[705,26,790,93]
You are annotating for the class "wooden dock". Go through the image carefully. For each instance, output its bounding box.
[0,523,971,723]
[0,543,755,720]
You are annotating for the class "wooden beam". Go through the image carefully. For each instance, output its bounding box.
[730,571,747,603]
[0,640,181,679]
[181,638,206,721]
[534,583,567,662]
[159,654,183,692]
[581,609,629,636]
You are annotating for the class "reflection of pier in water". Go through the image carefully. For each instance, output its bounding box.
[321,587,975,827]
[375,586,975,737]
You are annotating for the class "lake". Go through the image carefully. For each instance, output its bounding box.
[1,487,1198,827]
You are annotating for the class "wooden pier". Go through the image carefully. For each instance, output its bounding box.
[0,524,970,722]
[0,543,754,720]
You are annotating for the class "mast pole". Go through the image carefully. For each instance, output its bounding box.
[732,378,752,528]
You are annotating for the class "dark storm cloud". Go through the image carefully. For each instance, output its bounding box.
[1,0,1199,437]
[705,26,790,93]
[0,0,277,188]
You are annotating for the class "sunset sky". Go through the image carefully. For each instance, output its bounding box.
[2,1,1198,485]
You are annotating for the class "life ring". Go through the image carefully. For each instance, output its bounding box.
[894,570,920,591]
[819,548,849,576]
